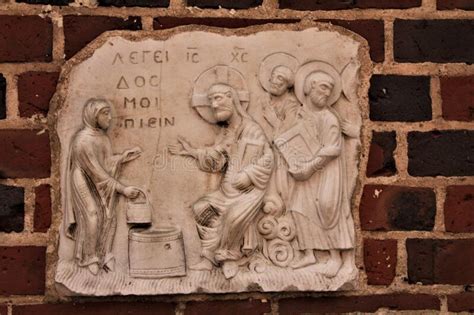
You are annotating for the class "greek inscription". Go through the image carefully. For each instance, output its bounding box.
[230,47,248,63]
[186,47,200,63]
[116,75,160,89]
[112,50,169,65]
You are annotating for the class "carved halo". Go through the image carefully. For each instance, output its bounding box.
[294,60,342,107]
[258,52,299,92]
[192,65,249,124]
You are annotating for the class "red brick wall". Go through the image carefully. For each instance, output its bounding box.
[0,0,473,314]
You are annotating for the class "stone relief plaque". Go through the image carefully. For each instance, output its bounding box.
[50,24,370,296]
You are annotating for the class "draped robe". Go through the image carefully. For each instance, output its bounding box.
[64,109,123,268]
[192,118,274,263]
[287,108,355,250]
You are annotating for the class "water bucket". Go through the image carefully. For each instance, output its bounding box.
[128,225,186,278]
[126,189,152,224]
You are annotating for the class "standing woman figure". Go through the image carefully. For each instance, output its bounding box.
[64,98,142,275]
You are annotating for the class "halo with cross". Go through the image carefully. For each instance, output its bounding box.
[192,65,250,124]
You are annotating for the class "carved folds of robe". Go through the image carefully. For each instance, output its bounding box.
[288,108,355,251]
[263,92,300,212]
[64,104,123,268]
[192,118,274,263]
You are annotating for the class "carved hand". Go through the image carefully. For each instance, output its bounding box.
[289,160,315,181]
[232,171,253,191]
[168,136,196,157]
[123,186,141,199]
[122,146,142,163]
[341,119,359,138]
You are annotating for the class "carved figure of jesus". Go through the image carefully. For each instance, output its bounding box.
[169,84,274,279]
[287,71,355,277]
[63,98,142,275]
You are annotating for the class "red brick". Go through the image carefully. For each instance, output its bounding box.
[18,72,59,118]
[280,0,421,10]
[444,185,474,233]
[153,17,299,29]
[185,300,270,315]
[0,16,52,62]
[33,184,51,233]
[394,19,474,63]
[279,294,439,314]
[440,75,474,121]
[408,130,474,176]
[0,184,24,233]
[360,185,436,231]
[363,238,397,285]
[0,305,6,315]
[13,302,175,315]
[369,75,432,122]
[317,19,384,62]
[187,0,262,9]
[99,0,168,6]
[438,0,474,10]
[447,292,474,312]
[64,16,141,59]
[407,238,474,285]
[0,246,46,295]
[366,131,397,177]
[0,74,5,119]
[0,130,51,179]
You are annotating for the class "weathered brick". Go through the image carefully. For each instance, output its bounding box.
[0,246,46,295]
[444,185,474,233]
[18,72,59,118]
[279,294,439,314]
[0,305,7,315]
[317,19,384,62]
[369,75,431,122]
[438,0,474,10]
[0,130,51,179]
[0,74,5,120]
[34,184,51,233]
[394,19,474,63]
[153,17,299,29]
[363,238,397,285]
[13,302,175,315]
[366,131,397,177]
[185,300,270,315]
[407,238,474,284]
[0,16,52,62]
[0,184,24,233]
[408,130,474,176]
[447,292,474,312]
[64,16,141,59]
[440,75,474,121]
[16,0,71,5]
[280,0,421,10]
[17,303,175,314]
[186,0,262,9]
[360,185,436,231]
[99,0,168,7]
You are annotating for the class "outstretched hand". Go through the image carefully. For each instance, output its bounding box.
[168,136,196,157]
[122,146,142,163]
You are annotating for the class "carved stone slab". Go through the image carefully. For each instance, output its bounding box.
[51,24,370,296]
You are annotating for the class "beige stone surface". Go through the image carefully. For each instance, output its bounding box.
[51,24,371,296]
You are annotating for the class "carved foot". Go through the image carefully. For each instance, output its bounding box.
[88,263,100,275]
[290,252,316,269]
[222,261,239,279]
[321,255,342,278]
[190,259,213,271]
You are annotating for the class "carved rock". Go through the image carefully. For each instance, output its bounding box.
[51,24,370,295]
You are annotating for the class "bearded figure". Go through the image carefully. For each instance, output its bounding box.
[169,66,274,279]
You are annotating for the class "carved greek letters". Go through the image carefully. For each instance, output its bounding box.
[55,26,366,296]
